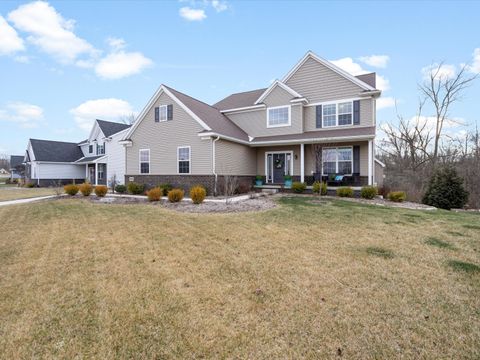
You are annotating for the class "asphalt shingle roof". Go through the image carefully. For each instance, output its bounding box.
[30,139,84,162]
[212,88,267,111]
[10,155,24,168]
[97,119,131,137]
[165,85,249,142]
[74,155,106,163]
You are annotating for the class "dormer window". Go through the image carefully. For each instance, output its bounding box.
[88,145,93,154]
[267,106,291,128]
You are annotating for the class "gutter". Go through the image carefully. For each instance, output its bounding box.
[212,136,220,196]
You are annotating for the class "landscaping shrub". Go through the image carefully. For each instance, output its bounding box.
[147,187,162,201]
[79,183,93,196]
[94,185,108,197]
[127,182,144,195]
[422,166,469,210]
[336,187,353,197]
[312,181,321,194]
[158,183,173,196]
[114,184,126,194]
[168,188,184,203]
[64,184,79,196]
[25,182,35,188]
[360,186,378,200]
[291,181,306,193]
[190,185,206,204]
[321,181,328,196]
[387,191,407,202]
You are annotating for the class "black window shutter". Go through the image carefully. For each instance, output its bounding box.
[353,145,360,175]
[167,104,173,120]
[154,107,159,122]
[353,100,360,125]
[316,105,322,128]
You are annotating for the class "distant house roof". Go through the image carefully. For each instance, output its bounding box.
[164,85,249,142]
[10,155,24,169]
[29,139,84,162]
[74,155,106,164]
[213,88,267,111]
[97,119,131,137]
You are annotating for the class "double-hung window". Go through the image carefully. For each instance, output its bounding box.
[322,101,353,127]
[322,147,353,175]
[158,105,168,122]
[89,145,93,154]
[97,143,105,155]
[267,106,291,127]
[139,149,150,174]
[178,146,190,174]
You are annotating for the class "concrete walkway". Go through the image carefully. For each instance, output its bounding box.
[0,195,59,207]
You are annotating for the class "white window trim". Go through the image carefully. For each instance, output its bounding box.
[266,105,291,128]
[139,149,150,174]
[322,101,353,128]
[321,146,353,176]
[264,151,294,184]
[177,146,191,174]
[158,104,168,122]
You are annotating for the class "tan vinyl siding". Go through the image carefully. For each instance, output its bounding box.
[303,98,373,132]
[285,57,365,103]
[263,85,294,107]
[215,139,256,175]
[126,92,212,175]
[226,103,303,138]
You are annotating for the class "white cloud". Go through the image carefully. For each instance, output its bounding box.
[14,55,29,63]
[421,63,456,80]
[95,51,153,80]
[70,98,134,131]
[211,0,228,12]
[179,7,207,21]
[106,37,126,51]
[0,15,25,55]
[0,101,44,128]
[8,1,97,64]
[377,97,396,110]
[359,55,389,68]
[330,57,390,91]
[467,48,480,74]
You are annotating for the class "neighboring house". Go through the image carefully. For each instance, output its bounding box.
[0,168,10,180]
[24,119,130,186]
[9,155,25,180]
[122,51,385,194]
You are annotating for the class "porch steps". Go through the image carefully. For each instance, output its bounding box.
[261,188,279,194]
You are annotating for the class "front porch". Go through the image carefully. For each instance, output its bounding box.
[255,140,376,187]
[74,156,107,185]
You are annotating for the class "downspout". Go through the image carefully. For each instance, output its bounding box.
[212,136,220,196]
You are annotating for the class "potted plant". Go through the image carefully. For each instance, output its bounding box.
[284,175,293,188]
[255,175,263,186]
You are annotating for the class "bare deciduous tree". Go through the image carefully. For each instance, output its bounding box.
[419,63,477,163]
[120,113,136,125]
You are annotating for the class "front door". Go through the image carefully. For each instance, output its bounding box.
[273,153,286,183]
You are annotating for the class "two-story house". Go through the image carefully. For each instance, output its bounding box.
[122,51,384,194]
[24,119,130,186]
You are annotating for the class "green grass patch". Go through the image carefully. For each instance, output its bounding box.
[462,224,480,230]
[448,260,480,274]
[425,237,455,249]
[365,246,394,259]
[446,231,465,237]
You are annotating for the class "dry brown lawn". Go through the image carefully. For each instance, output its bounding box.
[0,196,479,359]
[0,186,59,202]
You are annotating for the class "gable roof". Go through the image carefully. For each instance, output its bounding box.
[355,73,376,89]
[10,155,24,168]
[213,88,267,111]
[96,119,131,137]
[124,84,249,142]
[29,139,84,162]
[282,51,377,92]
[254,80,305,105]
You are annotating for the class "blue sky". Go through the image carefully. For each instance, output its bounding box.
[1,0,479,155]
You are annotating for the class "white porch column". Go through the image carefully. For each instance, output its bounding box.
[300,143,305,183]
[95,162,98,185]
[85,164,88,180]
[368,140,373,185]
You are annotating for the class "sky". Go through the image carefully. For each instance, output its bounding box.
[0,0,479,156]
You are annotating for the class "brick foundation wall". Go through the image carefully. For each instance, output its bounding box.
[125,174,256,195]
